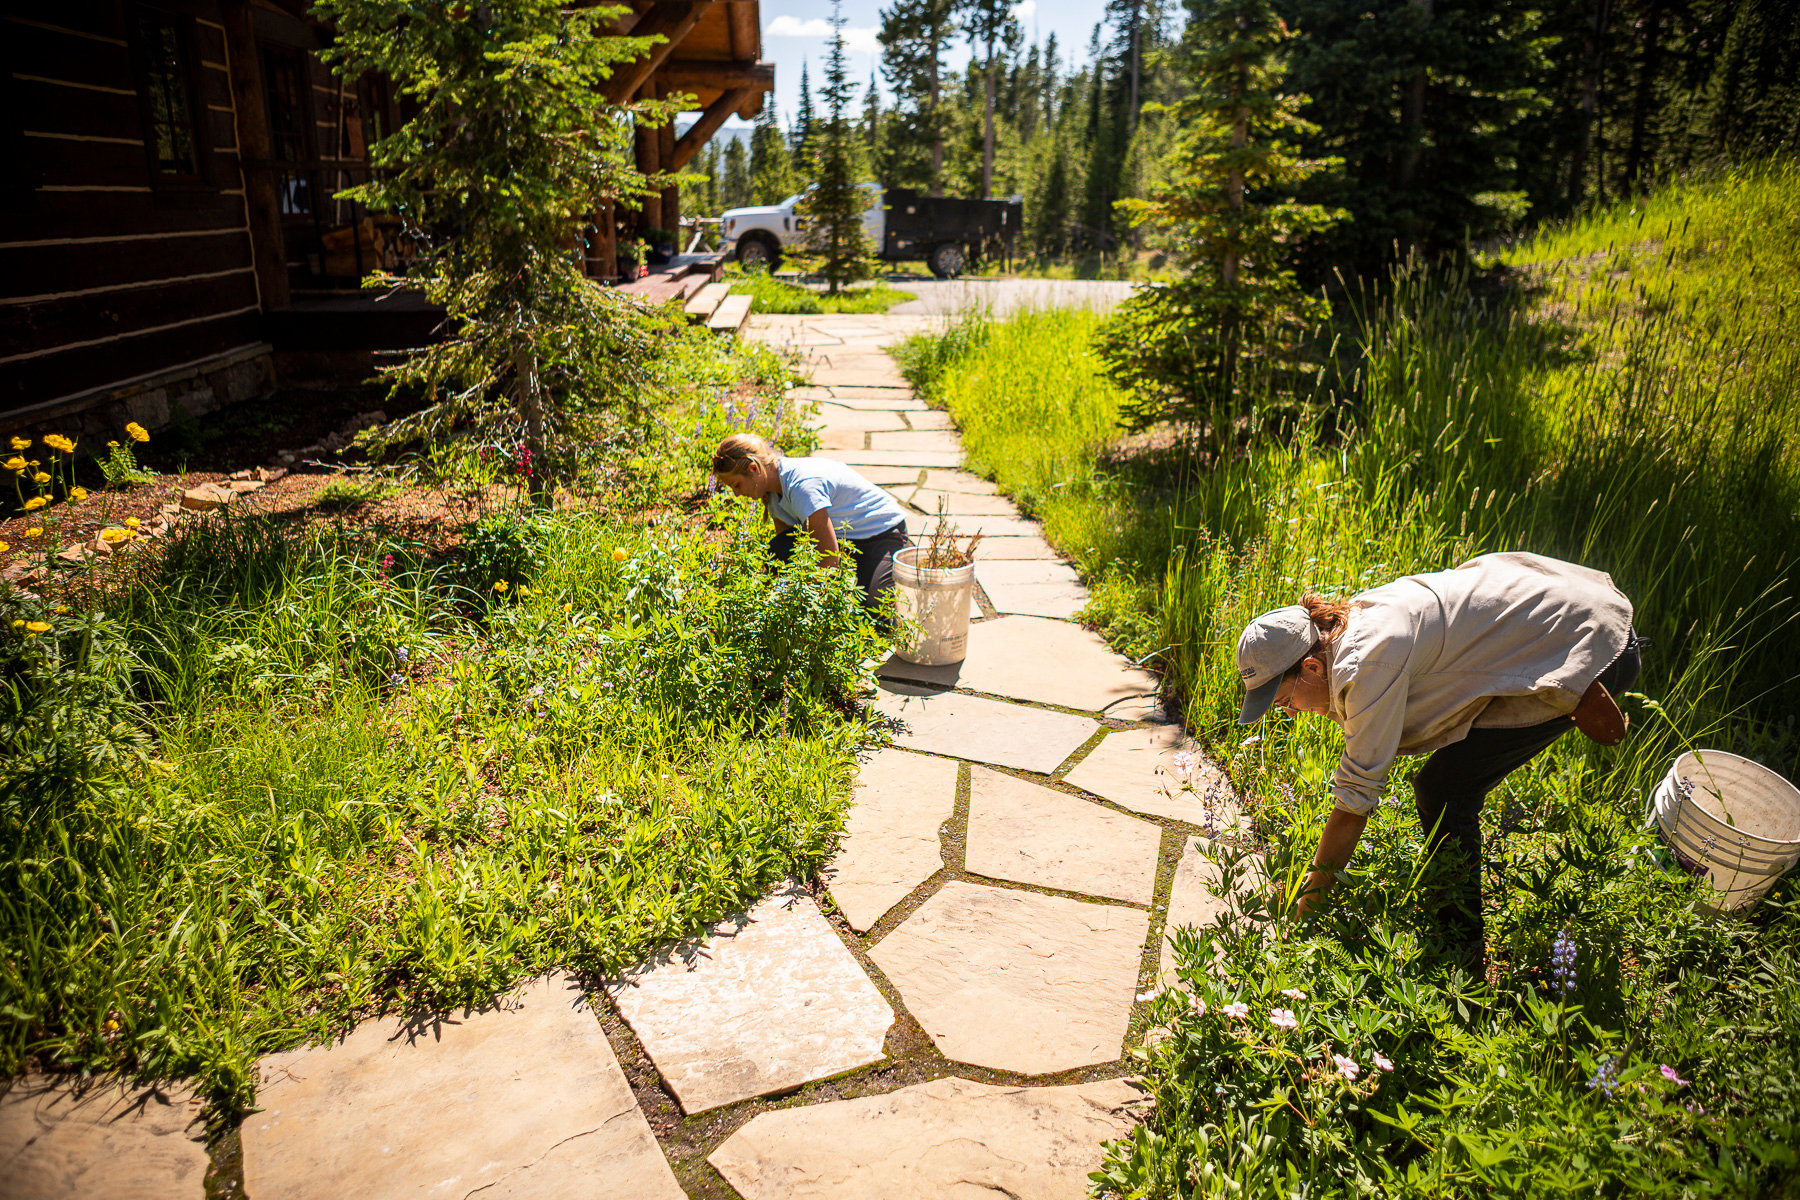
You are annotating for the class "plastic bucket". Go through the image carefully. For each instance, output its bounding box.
[891,545,976,665]
[1648,750,1800,912]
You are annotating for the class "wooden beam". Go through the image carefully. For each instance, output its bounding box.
[633,118,661,232]
[658,116,679,235]
[220,0,290,311]
[726,0,757,60]
[653,59,773,96]
[670,87,747,170]
[604,2,714,104]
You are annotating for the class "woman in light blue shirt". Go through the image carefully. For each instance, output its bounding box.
[711,433,911,614]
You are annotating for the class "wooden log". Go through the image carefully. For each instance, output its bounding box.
[0,309,263,414]
[0,272,259,360]
[1,229,253,301]
[221,0,290,310]
[658,114,679,236]
[653,59,773,94]
[670,87,748,169]
[604,2,715,104]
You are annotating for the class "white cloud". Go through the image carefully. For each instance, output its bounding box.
[765,15,881,57]
[1012,0,1037,21]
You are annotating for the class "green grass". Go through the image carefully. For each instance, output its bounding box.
[723,266,915,314]
[898,162,1800,1196]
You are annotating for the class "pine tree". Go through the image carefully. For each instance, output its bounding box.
[749,101,797,204]
[797,3,877,293]
[960,0,1019,198]
[1094,0,1343,456]
[879,0,958,193]
[794,61,817,164]
[721,135,750,210]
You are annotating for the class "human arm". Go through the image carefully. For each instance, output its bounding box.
[802,508,841,568]
[1295,807,1369,919]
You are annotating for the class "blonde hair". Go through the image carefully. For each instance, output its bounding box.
[711,432,779,478]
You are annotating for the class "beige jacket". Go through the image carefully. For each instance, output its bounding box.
[1327,552,1633,816]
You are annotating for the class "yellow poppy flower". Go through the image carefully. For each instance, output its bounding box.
[125,422,150,443]
[32,471,50,484]
[8,437,27,451]
[43,434,75,454]
[10,619,22,628]
[24,528,41,538]
[562,603,573,613]
[125,517,140,528]
[23,496,47,510]
[23,621,49,633]
[3,457,24,473]
[53,605,68,613]
[99,527,130,543]
[68,487,86,501]
[493,580,509,592]
[612,547,628,562]
[0,542,8,553]
[107,440,120,448]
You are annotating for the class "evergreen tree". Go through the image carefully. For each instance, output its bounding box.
[797,4,877,293]
[750,101,797,204]
[721,135,751,210]
[960,0,1020,197]
[879,0,958,193]
[1094,0,1343,454]
[793,60,817,164]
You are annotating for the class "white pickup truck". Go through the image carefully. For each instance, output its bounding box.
[719,183,1022,279]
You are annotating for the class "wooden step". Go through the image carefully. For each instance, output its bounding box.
[706,292,754,336]
[684,281,730,322]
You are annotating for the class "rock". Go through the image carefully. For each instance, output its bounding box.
[277,452,296,465]
[868,429,965,454]
[160,503,183,517]
[871,685,1097,775]
[605,881,894,1114]
[957,617,1162,719]
[1063,726,1240,830]
[904,410,958,432]
[256,466,288,482]
[825,748,959,931]
[179,484,233,512]
[709,1076,1149,1200]
[224,479,264,495]
[870,881,1148,1074]
[241,973,681,1200]
[964,767,1161,904]
[57,545,94,564]
[0,1074,208,1199]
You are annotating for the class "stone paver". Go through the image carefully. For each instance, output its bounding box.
[848,465,926,487]
[920,468,1000,495]
[971,533,1063,559]
[0,1076,208,1200]
[904,410,957,431]
[872,685,1097,774]
[708,1076,1148,1200]
[606,883,894,1114]
[871,882,1147,1074]
[1064,725,1241,828]
[813,405,911,435]
[909,487,1020,516]
[242,973,680,1200]
[1160,840,1273,987]
[964,767,1161,904]
[826,749,960,931]
[868,429,966,454]
[959,616,1161,719]
[821,448,964,470]
[977,559,1091,619]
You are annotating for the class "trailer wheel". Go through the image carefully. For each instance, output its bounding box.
[735,233,782,272]
[928,242,967,279]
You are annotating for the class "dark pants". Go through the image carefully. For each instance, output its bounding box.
[1413,632,1642,953]
[771,521,910,614]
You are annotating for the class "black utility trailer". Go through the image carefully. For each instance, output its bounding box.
[881,188,1023,278]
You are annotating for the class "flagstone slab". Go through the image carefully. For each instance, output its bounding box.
[708,1076,1148,1200]
[846,465,926,486]
[813,405,912,435]
[959,617,1160,719]
[872,685,1097,774]
[818,362,910,388]
[0,1076,208,1200]
[938,515,1042,539]
[870,882,1147,1073]
[910,488,1020,517]
[977,559,1090,619]
[920,468,1001,494]
[817,428,869,450]
[869,429,966,454]
[606,883,893,1114]
[1160,840,1273,986]
[242,973,681,1200]
[904,409,958,431]
[821,449,965,469]
[826,386,927,407]
[1064,726,1240,828]
[971,534,1062,559]
[964,767,1161,904]
[826,749,960,931]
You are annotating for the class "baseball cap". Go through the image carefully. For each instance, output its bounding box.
[1235,605,1318,724]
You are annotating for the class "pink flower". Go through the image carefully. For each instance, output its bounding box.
[1222,1001,1249,1020]
[1661,1064,1690,1086]
[1171,749,1197,780]
[1190,996,1208,1016]
[1280,988,1306,1000]
[1372,1051,1394,1072]
[1270,1007,1298,1030]
[1333,1054,1360,1081]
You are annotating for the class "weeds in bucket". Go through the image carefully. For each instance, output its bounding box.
[917,495,984,568]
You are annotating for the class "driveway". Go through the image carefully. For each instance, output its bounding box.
[884,278,1139,316]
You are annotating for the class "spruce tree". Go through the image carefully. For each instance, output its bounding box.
[960,0,1019,197]
[793,61,817,166]
[879,0,958,193]
[749,101,797,204]
[1094,0,1343,456]
[721,136,750,210]
[797,4,877,294]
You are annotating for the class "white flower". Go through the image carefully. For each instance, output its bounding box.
[1333,1054,1361,1081]
[1270,1007,1298,1030]
[1136,990,1159,1003]
[1222,1001,1249,1020]
[1171,749,1197,780]
[1372,1051,1394,1072]
[1190,996,1208,1015]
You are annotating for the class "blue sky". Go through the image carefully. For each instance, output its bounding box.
[715,0,1115,136]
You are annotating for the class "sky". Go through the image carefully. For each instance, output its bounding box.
[713,0,1114,138]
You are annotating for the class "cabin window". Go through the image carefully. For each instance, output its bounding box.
[133,8,201,178]
[261,46,315,216]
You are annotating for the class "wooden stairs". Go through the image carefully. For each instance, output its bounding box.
[614,254,753,337]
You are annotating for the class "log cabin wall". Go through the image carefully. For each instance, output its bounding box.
[0,0,276,440]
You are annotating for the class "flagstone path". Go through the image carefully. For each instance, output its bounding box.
[11,312,1262,1200]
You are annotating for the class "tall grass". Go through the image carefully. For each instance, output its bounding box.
[900,163,1800,1194]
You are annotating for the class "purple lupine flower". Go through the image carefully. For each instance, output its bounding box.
[1660,1064,1690,1086]
[1551,927,1577,996]
[1587,1057,1619,1098]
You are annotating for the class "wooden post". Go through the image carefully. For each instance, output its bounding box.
[658,112,680,240]
[221,0,290,310]
[634,118,661,235]
[596,199,618,280]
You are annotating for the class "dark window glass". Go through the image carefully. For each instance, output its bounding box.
[262,47,314,216]
[136,10,198,176]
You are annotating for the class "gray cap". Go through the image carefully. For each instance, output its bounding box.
[1235,605,1317,724]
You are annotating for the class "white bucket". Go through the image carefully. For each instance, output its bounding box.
[1648,750,1800,912]
[891,545,976,665]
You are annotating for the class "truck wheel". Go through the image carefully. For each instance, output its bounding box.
[735,234,781,272]
[927,242,967,279]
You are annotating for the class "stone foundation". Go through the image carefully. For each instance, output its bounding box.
[0,343,276,449]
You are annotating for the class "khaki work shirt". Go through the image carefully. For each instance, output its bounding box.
[1327,552,1634,816]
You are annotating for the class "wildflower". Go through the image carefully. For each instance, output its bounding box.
[1660,1064,1690,1086]
[612,547,628,563]
[1172,749,1196,780]
[396,646,409,664]
[23,621,49,634]
[1551,927,1577,997]
[24,528,41,538]
[125,517,140,528]
[1222,1001,1249,1020]
[44,434,75,453]
[1373,1051,1395,1072]
[1270,1008,1298,1030]
[4,456,26,472]
[32,471,50,484]
[0,542,8,553]
[493,581,509,592]
[9,619,20,627]
[1280,988,1306,1000]
[389,672,405,688]
[125,422,150,442]
[23,496,46,510]
[1136,990,1159,1003]
[8,437,27,450]
[1587,1057,1619,1099]
[108,440,120,448]
[68,487,86,501]
[562,602,573,613]
[53,605,68,614]
[99,527,130,543]
[1333,1054,1360,1081]
[1191,996,1208,1016]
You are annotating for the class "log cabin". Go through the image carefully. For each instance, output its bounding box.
[0,0,771,446]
